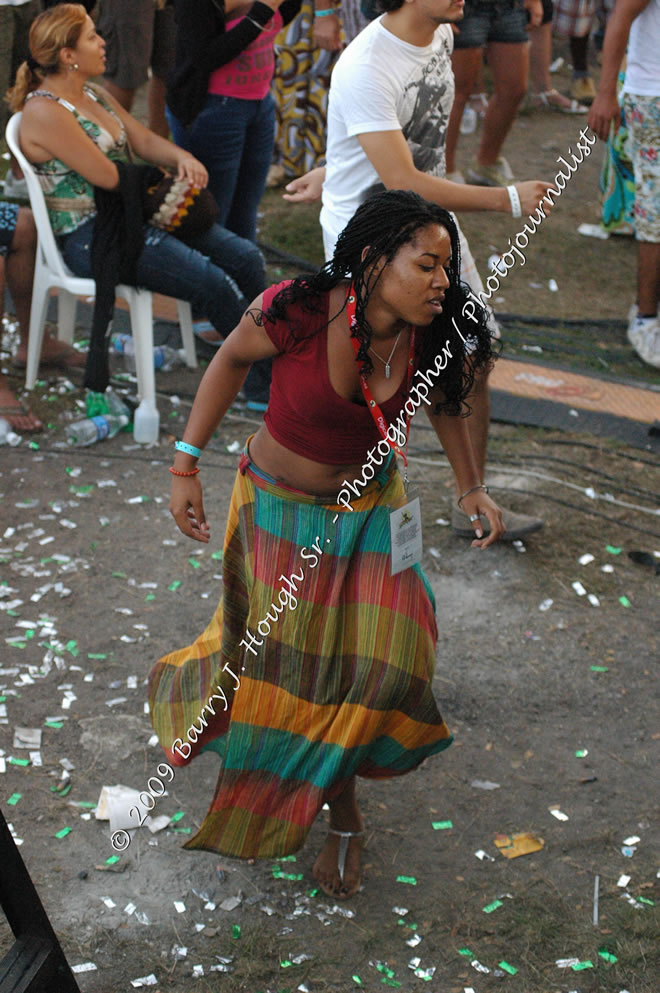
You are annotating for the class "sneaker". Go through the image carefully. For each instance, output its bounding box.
[3,167,28,200]
[465,156,515,187]
[446,169,465,184]
[570,76,597,105]
[627,308,658,351]
[636,318,660,369]
[451,503,544,541]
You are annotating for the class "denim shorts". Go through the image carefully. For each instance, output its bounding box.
[453,0,529,47]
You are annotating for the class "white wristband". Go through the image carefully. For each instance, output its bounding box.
[507,184,522,219]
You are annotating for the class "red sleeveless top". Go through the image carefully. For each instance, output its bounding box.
[262,282,413,465]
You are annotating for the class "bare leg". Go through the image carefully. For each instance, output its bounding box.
[476,41,528,167]
[9,208,85,369]
[0,242,42,433]
[147,74,170,139]
[313,777,363,899]
[637,242,660,316]
[465,366,490,481]
[103,80,135,112]
[529,21,552,94]
[446,48,483,175]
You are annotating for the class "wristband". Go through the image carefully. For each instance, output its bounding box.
[175,440,202,458]
[315,7,336,15]
[507,184,522,219]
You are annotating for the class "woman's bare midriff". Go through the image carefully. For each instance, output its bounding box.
[248,425,375,499]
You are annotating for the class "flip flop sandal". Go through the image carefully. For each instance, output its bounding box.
[193,321,223,348]
[531,89,588,114]
[0,403,43,433]
[325,828,364,899]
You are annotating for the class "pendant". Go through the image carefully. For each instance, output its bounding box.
[385,364,391,379]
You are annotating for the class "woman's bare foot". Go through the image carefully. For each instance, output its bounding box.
[13,329,86,370]
[313,779,364,900]
[0,379,43,433]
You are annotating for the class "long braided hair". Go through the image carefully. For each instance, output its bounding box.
[265,189,496,415]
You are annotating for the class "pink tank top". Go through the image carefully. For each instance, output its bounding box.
[208,10,283,101]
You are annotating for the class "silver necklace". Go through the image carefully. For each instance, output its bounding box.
[369,330,403,379]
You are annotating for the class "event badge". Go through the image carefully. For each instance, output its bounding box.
[389,496,423,575]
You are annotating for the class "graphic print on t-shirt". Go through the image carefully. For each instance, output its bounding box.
[401,36,453,177]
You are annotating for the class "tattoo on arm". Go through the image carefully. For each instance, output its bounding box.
[246,307,265,327]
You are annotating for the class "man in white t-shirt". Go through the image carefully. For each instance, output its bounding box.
[589,0,660,369]
[285,0,551,540]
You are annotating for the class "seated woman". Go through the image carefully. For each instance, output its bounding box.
[8,3,269,403]
[1,201,85,434]
[149,189,505,901]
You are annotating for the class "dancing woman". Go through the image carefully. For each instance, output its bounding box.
[150,189,504,900]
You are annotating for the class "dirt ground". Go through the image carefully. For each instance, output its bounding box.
[1,45,660,993]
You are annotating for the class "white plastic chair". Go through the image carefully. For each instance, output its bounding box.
[5,112,198,442]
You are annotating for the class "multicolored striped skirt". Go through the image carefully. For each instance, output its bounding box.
[148,445,453,858]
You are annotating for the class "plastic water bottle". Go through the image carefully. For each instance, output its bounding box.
[460,106,477,135]
[0,417,21,446]
[113,334,184,372]
[86,388,131,421]
[65,413,129,446]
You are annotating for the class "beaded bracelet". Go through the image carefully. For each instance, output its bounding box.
[315,7,336,15]
[457,483,488,509]
[175,440,202,458]
[169,466,200,477]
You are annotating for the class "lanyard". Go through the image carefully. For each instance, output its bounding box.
[346,288,416,488]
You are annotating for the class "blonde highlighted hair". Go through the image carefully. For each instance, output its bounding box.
[6,3,88,111]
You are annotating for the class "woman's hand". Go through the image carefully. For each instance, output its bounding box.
[459,491,505,549]
[313,12,342,51]
[170,476,210,543]
[175,152,209,189]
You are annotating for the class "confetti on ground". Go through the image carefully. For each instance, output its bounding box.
[396,876,417,885]
[571,960,594,971]
[71,963,97,973]
[549,806,569,821]
[498,961,518,975]
[54,827,72,838]
[431,820,453,830]
[599,949,618,964]
[619,596,632,608]
[494,832,544,858]
[575,749,588,757]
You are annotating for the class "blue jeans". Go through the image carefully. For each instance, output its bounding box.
[167,93,276,243]
[60,218,271,402]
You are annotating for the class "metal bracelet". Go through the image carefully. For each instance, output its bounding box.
[457,483,488,509]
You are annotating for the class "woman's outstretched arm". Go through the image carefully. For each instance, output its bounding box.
[169,298,280,541]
